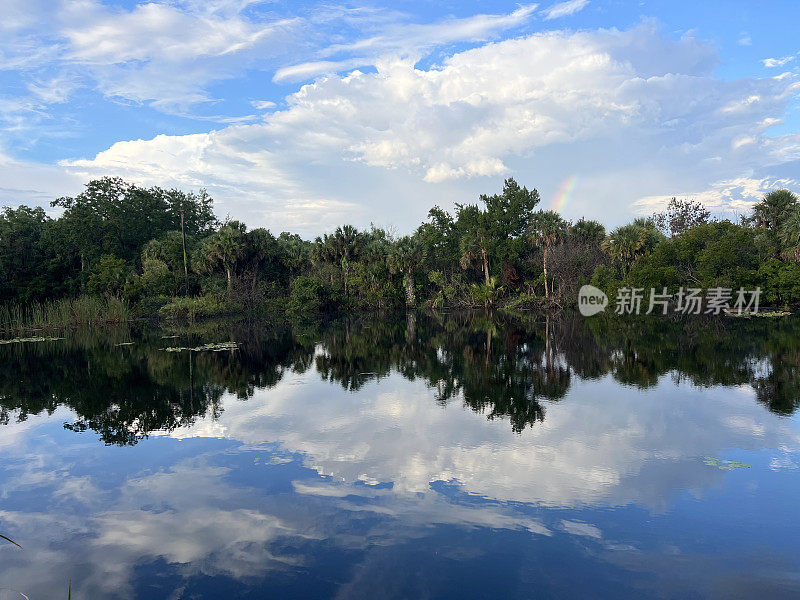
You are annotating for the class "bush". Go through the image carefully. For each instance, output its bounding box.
[158,295,233,322]
[88,255,130,297]
[286,276,329,316]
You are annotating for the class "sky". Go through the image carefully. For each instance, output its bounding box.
[1,0,799,237]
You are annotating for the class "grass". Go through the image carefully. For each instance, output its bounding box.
[158,295,236,322]
[0,296,132,333]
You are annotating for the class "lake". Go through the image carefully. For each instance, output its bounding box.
[0,312,798,599]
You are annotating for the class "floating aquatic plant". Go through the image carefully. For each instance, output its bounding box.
[703,457,751,470]
[162,342,238,352]
[0,336,65,345]
[114,342,135,347]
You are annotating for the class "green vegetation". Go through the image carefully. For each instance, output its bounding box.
[162,342,238,352]
[703,457,752,470]
[0,296,131,332]
[2,176,800,328]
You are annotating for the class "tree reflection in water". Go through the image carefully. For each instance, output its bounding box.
[1,313,798,444]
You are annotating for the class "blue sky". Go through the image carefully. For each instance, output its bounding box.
[1,0,799,236]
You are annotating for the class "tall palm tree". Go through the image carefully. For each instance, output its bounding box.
[603,219,662,276]
[528,210,567,299]
[387,236,425,308]
[199,221,247,295]
[753,189,798,231]
[570,218,605,246]
[331,225,366,296]
[780,206,800,262]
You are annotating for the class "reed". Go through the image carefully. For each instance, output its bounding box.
[0,296,132,333]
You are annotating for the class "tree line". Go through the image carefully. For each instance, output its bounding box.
[1,176,800,319]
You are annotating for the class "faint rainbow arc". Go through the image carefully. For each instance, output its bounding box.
[550,175,578,214]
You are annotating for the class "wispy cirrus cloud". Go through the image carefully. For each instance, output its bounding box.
[541,0,590,20]
[274,3,539,82]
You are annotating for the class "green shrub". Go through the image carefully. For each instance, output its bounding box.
[158,295,233,322]
[286,276,329,316]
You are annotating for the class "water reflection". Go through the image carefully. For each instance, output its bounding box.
[1,313,799,443]
[0,314,798,598]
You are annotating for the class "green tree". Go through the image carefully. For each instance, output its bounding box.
[569,218,605,246]
[652,198,711,237]
[416,206,459,272]
[388,236,425,308]
[527,210,567,299]
[197,221,248,296]
[603,218,663,276]
[752,189,798,231]
[456,178,540,286]
[779,206,800,262]
[88,254,129,297]
[0,206,52,302]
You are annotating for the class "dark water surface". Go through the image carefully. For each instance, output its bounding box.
[0,313,798,599]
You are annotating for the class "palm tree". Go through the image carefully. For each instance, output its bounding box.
[753,189,798,231]
[527,210,567,299]
[198,221,247,296]
[470,276,503,309]
[331,225,365,295]
[569,218,605,246]
[780,206,800,261]
[387,236,425,308]
[603,218,663,276]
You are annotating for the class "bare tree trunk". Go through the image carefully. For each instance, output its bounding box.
[545,314,552,371]
[406,311,416,343]
[404,273,415,308]
[180,209,189,294]
[226,267,232,296]
[481,247,490,286]
[543,245,549,299]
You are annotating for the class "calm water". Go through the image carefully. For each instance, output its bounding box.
[0,313,799,599]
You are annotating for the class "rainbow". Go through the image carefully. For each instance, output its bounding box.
[550,175,578,214]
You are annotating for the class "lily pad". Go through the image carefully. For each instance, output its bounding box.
[0,336,65,345]
[704,456,751,470]
[162,342,238,352]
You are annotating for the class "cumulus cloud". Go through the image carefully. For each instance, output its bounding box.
[632,176,800,217]
[61,23,800,234]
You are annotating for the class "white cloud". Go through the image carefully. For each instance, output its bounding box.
[0,149,84,210]
[61,23,800,234]
[1,354,799,595]
[763,56,795,68]
[738,31,752,47]
[274,4,538,83]
[632,176,800,218]
[155,365,799,509]
[251,100,276,110]
[542,0,590,20]
[58,1,299,110]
